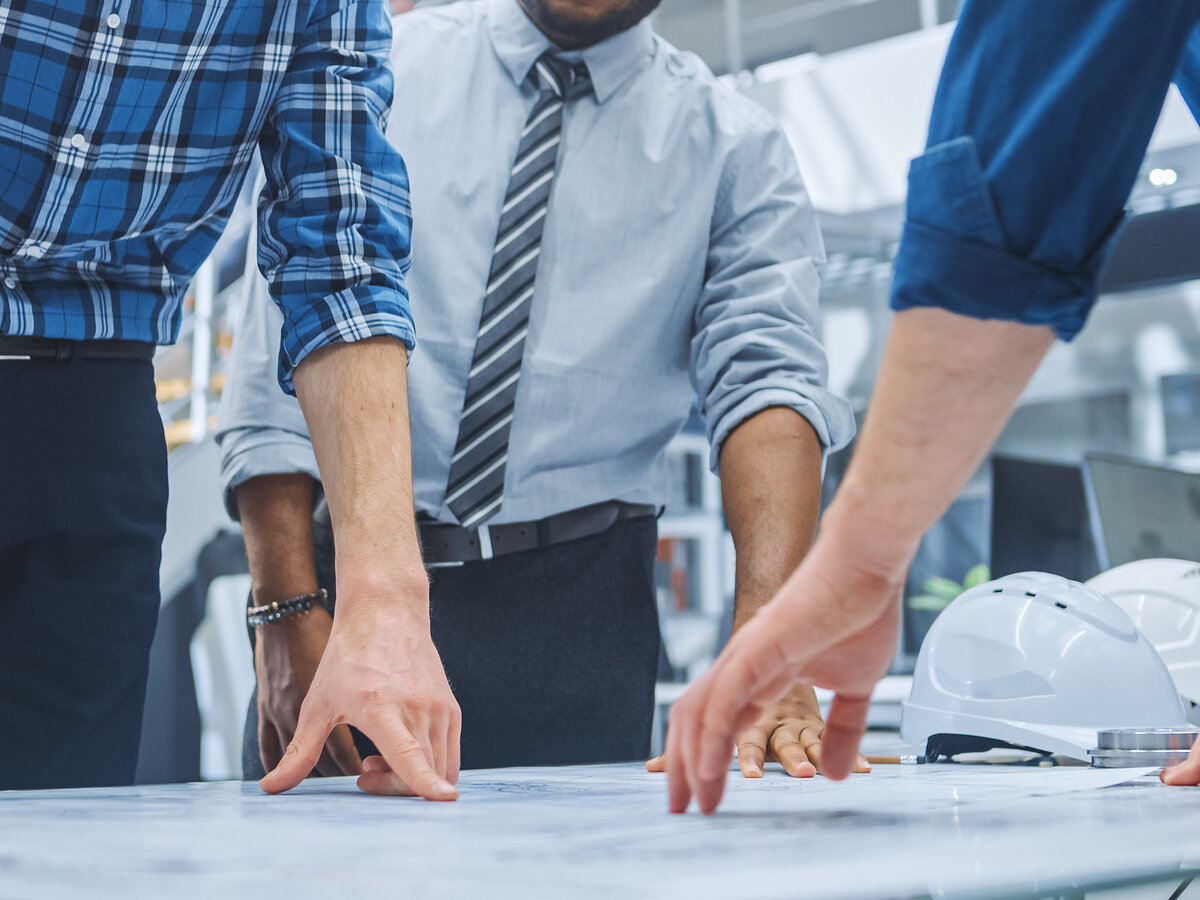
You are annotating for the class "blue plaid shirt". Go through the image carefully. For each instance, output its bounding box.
[0,0,414,392]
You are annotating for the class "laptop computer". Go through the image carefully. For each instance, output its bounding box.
[1084,453,1200,570]
[990,455,1100,582]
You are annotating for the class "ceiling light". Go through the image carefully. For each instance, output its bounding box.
[1149,168,1179,187]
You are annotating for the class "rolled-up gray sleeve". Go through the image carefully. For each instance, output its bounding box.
[215,271,320,521]
[691,117,857,473]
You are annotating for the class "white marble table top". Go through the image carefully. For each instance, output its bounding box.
[2,762,1199,899]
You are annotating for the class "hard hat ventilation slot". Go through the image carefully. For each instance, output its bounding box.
[1025,591,1037,597]
[1055,601,1068,609]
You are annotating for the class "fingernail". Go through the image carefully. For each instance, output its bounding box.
[744,764,761,777]
[437,779,457,795]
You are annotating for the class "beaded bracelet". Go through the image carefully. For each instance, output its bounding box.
[247,589,327,627]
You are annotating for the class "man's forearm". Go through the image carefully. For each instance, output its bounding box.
[716,406,834,775]
[291,337,427,613]
[720,407,824,625]
[824,307,1055,576]
[237,473,320,606]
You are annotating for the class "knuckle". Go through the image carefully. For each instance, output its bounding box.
[798,724,823,743]
[359,688,387,709]
[737,731,766,752]
[399,695,426,719]
[394,734,425,758]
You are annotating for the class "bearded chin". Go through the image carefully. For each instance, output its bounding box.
[523,0,663,47]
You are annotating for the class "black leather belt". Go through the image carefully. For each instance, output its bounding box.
[314,498,658,565]
[0,336,156,361]
[418,500,657,564]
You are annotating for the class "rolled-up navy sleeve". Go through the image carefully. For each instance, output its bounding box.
[256,0,415,394]
[1174,27,1200,121]
[891,0,1200,340]
[215,272,319,521]
[691,117,856,473]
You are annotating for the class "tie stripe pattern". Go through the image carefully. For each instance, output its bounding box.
[445,54,591,528]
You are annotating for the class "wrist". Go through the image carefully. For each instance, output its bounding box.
[328,524,426,591]
[731,588,773,632]
[251,581,321,609]
[332,567,430,623]
[820,483,920,583]
[248,589,327,628]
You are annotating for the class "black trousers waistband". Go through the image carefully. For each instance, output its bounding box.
[0,336,156,361]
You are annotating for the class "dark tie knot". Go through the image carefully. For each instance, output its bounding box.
[534,53,591,101]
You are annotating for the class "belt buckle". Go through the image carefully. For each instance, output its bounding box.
[476,524,494,561]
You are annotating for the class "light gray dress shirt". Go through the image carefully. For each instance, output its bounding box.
[216,0,855,525]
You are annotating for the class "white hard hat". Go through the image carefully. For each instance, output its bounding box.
[901,572,1192,761]
[1086,559,1200,720]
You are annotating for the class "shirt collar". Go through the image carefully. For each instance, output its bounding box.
[486,0,656,104]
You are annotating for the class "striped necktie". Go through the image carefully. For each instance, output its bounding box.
[444,53,592,529]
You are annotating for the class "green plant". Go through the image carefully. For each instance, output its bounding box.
[908,563,991,612]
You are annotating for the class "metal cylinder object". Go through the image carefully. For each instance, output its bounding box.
[1089,729,1199,767]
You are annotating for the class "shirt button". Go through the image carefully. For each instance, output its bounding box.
[106,12,121,28]
[3,277,16,290]
[70,133,88,150]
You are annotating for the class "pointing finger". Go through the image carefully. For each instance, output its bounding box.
[818,693,871,781]
[356,712,457,801]
[666,697,697,813]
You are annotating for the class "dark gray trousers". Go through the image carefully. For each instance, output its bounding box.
[244,515,660,777]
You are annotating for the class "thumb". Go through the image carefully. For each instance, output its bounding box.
[259,695,330,794]
[816,693,871,781]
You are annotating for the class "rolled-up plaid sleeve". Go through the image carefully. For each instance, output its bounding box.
[256,0,415,394]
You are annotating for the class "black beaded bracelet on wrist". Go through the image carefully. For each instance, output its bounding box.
[247,589,327,627]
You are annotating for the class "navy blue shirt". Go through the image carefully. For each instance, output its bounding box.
[891,0,1200,339]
